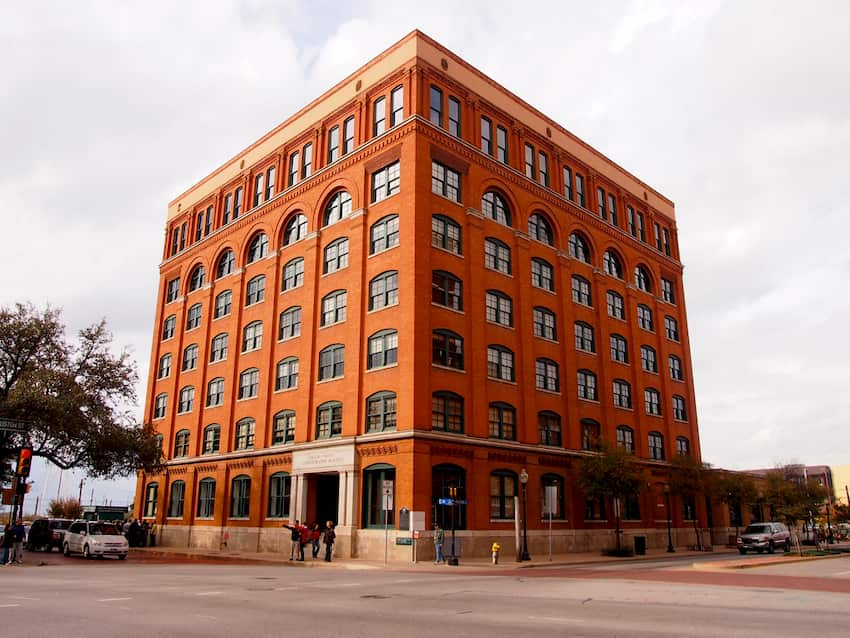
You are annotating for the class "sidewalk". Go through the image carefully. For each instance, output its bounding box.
[131,544,740,571]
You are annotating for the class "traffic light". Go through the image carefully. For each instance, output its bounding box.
[16,447,33,478]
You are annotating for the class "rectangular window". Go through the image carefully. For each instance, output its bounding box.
[655,223,662,251]
[637,212,646,241]
[288,152,299,187]
[662,278,676,304]
[533,308,556,341]
[179,222,186,250]
[166,278,180,303]
[371,161,401,202]
[373,96,386,136]
[496,126,508,164]
[327,126,339,163]
[663,228,671,256]
[448,97,461,137]
[597,187,607,220]
[524,143,536,179]
[627,206,636,236]
[170,228,179,256]
[223,193,233,225]
[564,167,574,201]
[538,151,549,187]
[194,212,203,242]
[265,166,275,201]
[204,206,213,236]
[575,174,585,207]
[301,143,312,179]
[233,187,243,219]
[608,193,617,226]
[390,85,404,125]
[431,161,461,202]
[480,116,492,155]
[342,116,355,154]
[429,85,443,127]
[665,316,680,341]
[253,172,264,208]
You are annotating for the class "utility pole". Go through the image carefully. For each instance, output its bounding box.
[78,478,84,503]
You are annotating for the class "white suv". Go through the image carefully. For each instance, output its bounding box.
[63,520,129,560]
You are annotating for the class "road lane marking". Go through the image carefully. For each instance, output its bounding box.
[196,615,218,621]
[0,604,21,608]
[834,570,850,575]
[9,597,38,601]
[98,597,132,602]
[195,591,223,596]
[528,616,586,624]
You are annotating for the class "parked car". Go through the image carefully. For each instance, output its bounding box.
[26,518,73,552]
[737,522,791,554]
[63,520,128,560]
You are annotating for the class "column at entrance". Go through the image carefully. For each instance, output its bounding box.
[338,470,359,527]
[291,473,309,524]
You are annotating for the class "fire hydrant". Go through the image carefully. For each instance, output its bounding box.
[490,541,501,564]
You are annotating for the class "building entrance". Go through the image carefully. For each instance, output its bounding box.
[310,473,339,527]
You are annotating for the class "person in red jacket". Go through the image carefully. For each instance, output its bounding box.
[309,523,321,559]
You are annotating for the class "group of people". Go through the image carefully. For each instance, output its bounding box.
[122,518,157,548]
[283,520,336,562]
[1,520,26,565]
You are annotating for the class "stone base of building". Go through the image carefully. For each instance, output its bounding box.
[158,525,713,561]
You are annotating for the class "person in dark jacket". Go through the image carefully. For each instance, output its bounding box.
[2,526,14,565]
[322,520,336,562]
[283,520,303,561]
[10,520,25,564]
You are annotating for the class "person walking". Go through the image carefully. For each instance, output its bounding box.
[2,525,13,565]
[10,520,25,564]
[309,523,321,559]
[434,524,445,564]
[283,520,303,560]
[322,521,336,562]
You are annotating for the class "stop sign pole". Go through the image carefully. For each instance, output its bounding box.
[1,419,32,526]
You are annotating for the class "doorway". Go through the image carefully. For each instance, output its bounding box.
[311,474,339,527]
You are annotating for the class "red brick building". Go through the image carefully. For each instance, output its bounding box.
[135,31,701,559]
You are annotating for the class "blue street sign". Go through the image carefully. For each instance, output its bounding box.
[438,498,454,505]
[454,499,467,505]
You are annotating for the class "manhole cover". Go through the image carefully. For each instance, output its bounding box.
[360,594,390,599]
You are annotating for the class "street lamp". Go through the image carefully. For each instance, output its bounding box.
[519,468,531,561]
[663,483,675,553]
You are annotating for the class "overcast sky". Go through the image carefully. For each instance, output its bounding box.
[2,1,849,510]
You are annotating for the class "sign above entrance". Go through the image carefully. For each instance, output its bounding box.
[292,444,356,473]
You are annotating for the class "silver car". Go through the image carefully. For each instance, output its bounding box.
[63,520,128,560]
[737,522,791,554]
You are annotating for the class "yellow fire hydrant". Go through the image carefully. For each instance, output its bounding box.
[491,541,501,564]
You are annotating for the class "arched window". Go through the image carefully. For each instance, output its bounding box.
[673,395,688,421]
[238,368,259,399]
[669,355,683,381]
[245,275,265,306]
[185,304,202,330]
[641,345,658,372]
[188,265,205,292]
[432,271,463,310]
[143,482,158,518]
[485,290,513,326]
[177,386,194,413]
[637,304,654,331]
[323,190,353,227]
[432,391,463,433]
[230,475,251,518]
[617,425,635,452]
[676,436,691,456]
[571,275,591,306]
[272,411,295,445]
[323,237,349,274]
[173,429,190,457]
[275,357,299,390]
[321,290,347,326]
[603,250,623,278]
[606,290,625,319]
[484,238,511,274]
[538,412,561,446]
[246,232,269,263]
[369,271,398,310]
[168,480,185,518]
[649,431,665,460]
[634,266,652,292]
[568,232,591,263]
[209,333,228,363]
[363,464,396,527]
[531,258,554,291]
[490,470,517,519]
[318,344,345,380]
[367,330,398,369]
[157,353,172,379]
[162,315,176,340]
[153,393,167,419]
[366,391,397,432]
[282,257,304,291]
[268,472,291,517]
[242,320,263,352]
[202,424,220,454]
[533,306,557,340]
[432,464,466,529]
[581,419,601,450]
[574,322,595,353]
[535,358,560,392]
[283,213,308,245]
[216,250,235,278]
[645,388,661,415]
[528,212,553,245]
[488,402,516,440]
[278,306,301,340]
[196,478,216,518]
[610,334,628,363]
[432,329,463,369]
[234,417,255,449]
[316,401,343,438]
[370,215,400,254]
[487,345,515,382]
[481,191,511,226]
[540,473,565,519]
[214,290,232,319]
[613,379,632,408]
[577,370,597,400]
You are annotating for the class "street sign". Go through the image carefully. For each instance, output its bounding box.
[0,418,29,434]
[438,497,453,506]
[453,499,467,505]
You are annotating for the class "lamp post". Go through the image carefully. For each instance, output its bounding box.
[519,468,531,561]
[664,483,675,553]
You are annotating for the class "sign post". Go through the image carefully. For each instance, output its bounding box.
[382,480,393,564]
[545,484,558,561]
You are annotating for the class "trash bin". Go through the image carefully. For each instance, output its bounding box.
[634,535,646,555]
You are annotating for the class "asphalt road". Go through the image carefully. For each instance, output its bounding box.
[2,554,850,637]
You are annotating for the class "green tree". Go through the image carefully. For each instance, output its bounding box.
[669,454,711,549]
[712,470,759,537]
[47,497,83,519]
[0,303,162,479]
[762,465,827,530]
[578,443,645,552]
